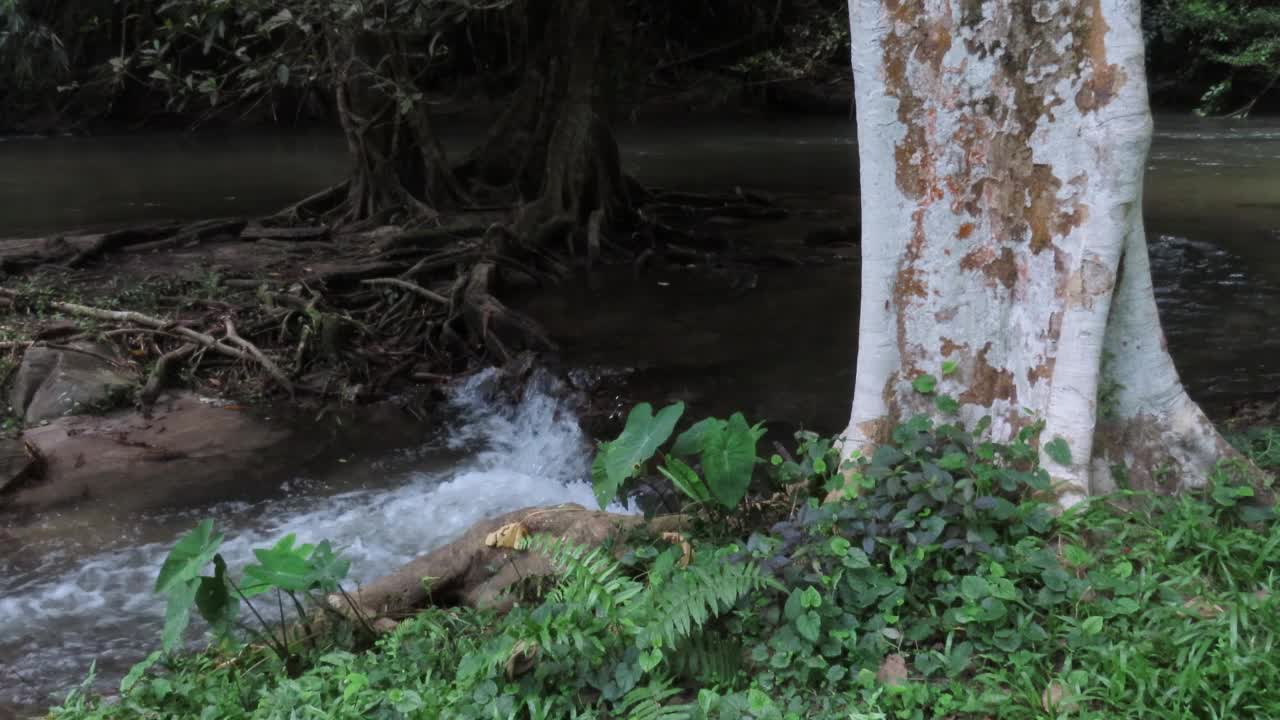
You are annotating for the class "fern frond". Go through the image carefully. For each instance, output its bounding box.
[524,534,643,613]
[645,560,773,648]
[613,677,693,720]
[667,633,745,686]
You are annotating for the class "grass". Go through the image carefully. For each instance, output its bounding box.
[40,423,1280,720]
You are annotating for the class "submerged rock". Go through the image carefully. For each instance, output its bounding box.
[8,342,136,424]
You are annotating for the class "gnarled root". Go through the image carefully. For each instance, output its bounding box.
[329,504,687,621]
[462,262,555,363]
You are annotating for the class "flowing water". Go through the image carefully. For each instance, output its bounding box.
[2,113,1280,710]
[0,372,617,709]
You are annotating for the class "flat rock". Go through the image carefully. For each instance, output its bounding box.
[7,392,296,513]
[9,342,136,424]
[0,438,40,496]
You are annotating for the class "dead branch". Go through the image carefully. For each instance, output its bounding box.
[361,277,450,306]
[223,319,295,394]
[140,343,198,404]
[43,301,293,393]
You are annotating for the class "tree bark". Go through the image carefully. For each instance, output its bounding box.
[329,30,466,225]
[464,0,633,244]
[842,0,1231,506]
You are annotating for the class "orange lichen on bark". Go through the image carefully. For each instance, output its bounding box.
[959,343,1018,406]
[1075,0,1126,113]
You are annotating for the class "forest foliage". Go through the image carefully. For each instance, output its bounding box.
[3,0,1278,133]
[49,398,1280,719]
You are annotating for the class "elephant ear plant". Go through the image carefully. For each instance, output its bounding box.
[591,401,768,511]
[144,519,365,682]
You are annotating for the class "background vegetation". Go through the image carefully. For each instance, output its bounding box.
[47,390,1280,719]
[3,0,1277,135]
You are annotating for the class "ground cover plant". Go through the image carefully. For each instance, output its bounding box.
[50,392,1280,719]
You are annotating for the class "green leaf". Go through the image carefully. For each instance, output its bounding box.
[960,575,990,601]
[1081,616,1104,635]
[639,649,663,672]
[937,451,968,471]
[658,456,712,503]
[161,579,198,653]
[784,589,805,621]
[591,448,613,507]
[942,360,959,376]
[593,402,685,509]
[305,540,351,592]
[1062,544,1093,568]
[671,417,724,458]
[120,651,162,694]
[801,586,823,609]
[841,548,871,569]
[748,688,774,714]
[795,611,822,644]
[194,555,238,633]
[242,534,316,595]
[935,395,960,414]
[912,374,938,395]
[1044,436,1072,465]
[829,537,851,557]
[1109,598,1140,615]
[702,413,758,509]
[155,520,223,594]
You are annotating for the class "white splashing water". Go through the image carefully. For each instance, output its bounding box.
[0,370,614,709]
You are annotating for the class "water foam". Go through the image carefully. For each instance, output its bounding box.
[0,369,611,708]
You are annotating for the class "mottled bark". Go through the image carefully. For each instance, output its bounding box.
[843,0,1231,506]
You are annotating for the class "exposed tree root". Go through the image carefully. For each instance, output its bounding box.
[330,504,688,620]
[1,163,791,406]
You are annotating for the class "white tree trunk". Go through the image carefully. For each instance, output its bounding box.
[843,0,1232,506]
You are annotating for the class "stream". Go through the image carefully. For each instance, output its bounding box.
[2,113,1280,710]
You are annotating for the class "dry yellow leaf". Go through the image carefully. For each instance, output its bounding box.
[661,531,694,568]
[484,522,529,549]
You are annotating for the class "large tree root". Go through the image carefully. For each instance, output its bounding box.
[1,176,796,405]
[329,504,687,623]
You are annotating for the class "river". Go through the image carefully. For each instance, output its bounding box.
[2,114,1279,711]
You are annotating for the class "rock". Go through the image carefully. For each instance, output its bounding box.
[876,653,909,686]
[6,392,297,513]
[1041,681,1079,713]
[9,342,136,424]
[0,438,42,495]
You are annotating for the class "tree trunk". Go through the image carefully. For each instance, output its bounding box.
[842,0,1232,506]
[464,0,632,245]
[329,30,466,225]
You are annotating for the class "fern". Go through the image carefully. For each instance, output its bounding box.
[667,633,745,687]
[525,534,644,612]
[643,560,775,648]
[613,678,693,720]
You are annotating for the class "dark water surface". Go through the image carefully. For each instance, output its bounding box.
[1,114,1279,709]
